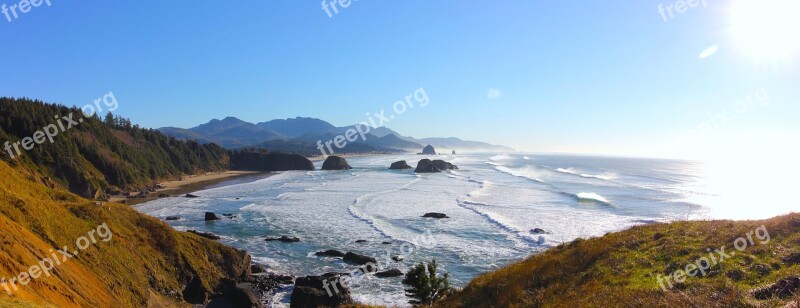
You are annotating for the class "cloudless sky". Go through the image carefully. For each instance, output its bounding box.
[1,0,798,158]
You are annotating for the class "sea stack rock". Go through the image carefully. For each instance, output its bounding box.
[322,156,352,170]
[415,159,458,173]
[432,160,458,171]
[204,212,220,221]
[421,144,436,155]
[415,159,439,173]
[389,160,413,170]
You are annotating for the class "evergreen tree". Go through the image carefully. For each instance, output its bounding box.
[402,259,452,306]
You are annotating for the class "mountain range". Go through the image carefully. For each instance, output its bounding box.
[159,117,514,155]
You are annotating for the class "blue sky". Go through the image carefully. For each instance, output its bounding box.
[1,0,797,157]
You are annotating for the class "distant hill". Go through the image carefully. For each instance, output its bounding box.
[257,117,339,138]
[159,117,513,154]
[160,117,284,148]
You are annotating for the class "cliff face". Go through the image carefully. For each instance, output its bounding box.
[0,160,251,307]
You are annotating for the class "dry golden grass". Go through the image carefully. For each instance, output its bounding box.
[439,214,800,307]
[0,160,251,307]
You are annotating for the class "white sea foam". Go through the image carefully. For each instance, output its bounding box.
[137,153,713,307]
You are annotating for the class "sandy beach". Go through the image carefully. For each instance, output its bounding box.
[111,171,271,205]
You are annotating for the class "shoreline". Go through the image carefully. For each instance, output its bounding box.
[308,152,395,162]
[112,171,274,206]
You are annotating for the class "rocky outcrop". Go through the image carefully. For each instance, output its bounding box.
[321,155,352,170]
[205,212,221,221]
[421,144,436,155]
[375,269,403,278]
[208,278,263,308]
[530,228,547,234]
[414,159,458,173]
[432,159,458,171]
[182,276,209,304]
[166,216,180,221]
[315,250,346,258]
[187,230,221,240]
[186,193,200,198]
[343,252,377,265]
[415,159,439,173]
[265,236,300,243]
[389,160,413,170]
[290,273,353,307]
[422,212,449,219]
[230,152,315,171]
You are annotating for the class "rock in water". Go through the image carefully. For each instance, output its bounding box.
[415,159,458,173]
[315,250,346,258]
[343,252,377,265]
[421,144,436,155]
[204,212,220,221]
[530,228,547,234]
[389,160,413,170]
[265,236,300,243]
[375,269,403,278]
[321,156,352,170]
[432,159,458,170]
[422,212,449,219]
[414,159,440,173]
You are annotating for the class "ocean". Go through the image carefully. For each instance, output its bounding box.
[136,153,795,306]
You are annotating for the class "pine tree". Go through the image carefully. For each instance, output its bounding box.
[402,259,452,306]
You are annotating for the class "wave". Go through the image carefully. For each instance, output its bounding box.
[346,176,425,240]
[489,154,512,161]
[456,198,542,245]
[494,166,545,183]
[465,180,492,197]
[559,191,614,206]
[552,167,614,181]
[347,202,393,239]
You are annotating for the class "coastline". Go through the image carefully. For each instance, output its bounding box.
[308,152,393,162]
[113,171,274,206]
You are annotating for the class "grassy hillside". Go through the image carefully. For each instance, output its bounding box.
[439,214,800,307]
[0,159,251,307]
[0,97,229,198]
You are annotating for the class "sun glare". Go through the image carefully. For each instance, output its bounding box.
[729,0,800,63]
